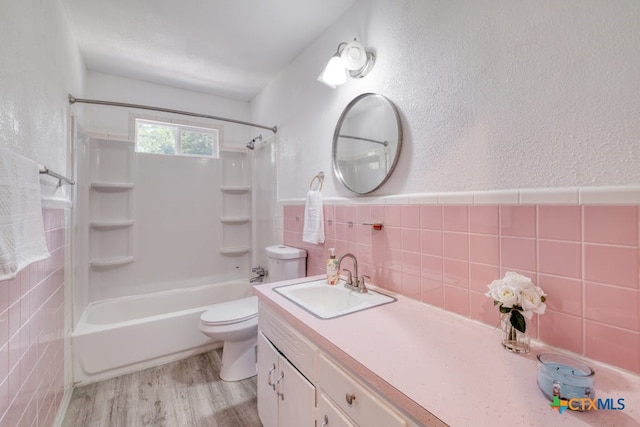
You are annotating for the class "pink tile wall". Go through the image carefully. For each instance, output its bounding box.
[0,209,66,426]
[283,203,640,374]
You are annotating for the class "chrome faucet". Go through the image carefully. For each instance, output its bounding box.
[338,253,368,293]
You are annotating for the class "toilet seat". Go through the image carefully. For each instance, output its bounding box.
[200,296,258,326]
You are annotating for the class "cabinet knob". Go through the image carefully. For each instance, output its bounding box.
[345,392,356,405]
[320,414,329,427]
[275,372,285,401]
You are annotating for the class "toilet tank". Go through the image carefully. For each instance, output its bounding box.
[266,245,307,282]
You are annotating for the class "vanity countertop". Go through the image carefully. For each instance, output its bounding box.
[254,276,640,426]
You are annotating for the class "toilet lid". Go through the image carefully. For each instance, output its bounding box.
[201,296,258,325]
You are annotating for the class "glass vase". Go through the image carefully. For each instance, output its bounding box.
[502,315,530,354]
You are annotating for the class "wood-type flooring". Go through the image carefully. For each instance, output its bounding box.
[62,349,262,427]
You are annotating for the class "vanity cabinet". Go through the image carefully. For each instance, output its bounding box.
[258,303,421,427]
[257,332,315,427]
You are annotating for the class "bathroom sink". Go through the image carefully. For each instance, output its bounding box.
[274,279,396,319]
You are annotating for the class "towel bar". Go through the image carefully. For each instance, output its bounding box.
[39,166,75,186]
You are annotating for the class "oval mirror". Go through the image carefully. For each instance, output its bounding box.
[332,93,402,194]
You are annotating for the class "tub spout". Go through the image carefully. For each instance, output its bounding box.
[250,266,266,283]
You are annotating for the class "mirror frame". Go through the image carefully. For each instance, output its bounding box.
[332,93,403,194]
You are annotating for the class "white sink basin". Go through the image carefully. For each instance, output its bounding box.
[274,279,396,319]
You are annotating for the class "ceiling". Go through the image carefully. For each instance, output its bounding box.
[61,0,357,101]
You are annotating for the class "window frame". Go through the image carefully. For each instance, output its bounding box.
[130,113,222,159]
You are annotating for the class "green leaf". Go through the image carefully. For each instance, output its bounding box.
[510,310,527,333]
[137,123,176,155]
[499,306,512,314]
[493,300,501,306]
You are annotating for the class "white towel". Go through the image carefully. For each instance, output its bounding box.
[0,149,50,280]
[302,190,324,244]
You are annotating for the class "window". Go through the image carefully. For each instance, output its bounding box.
[135,119,219,158]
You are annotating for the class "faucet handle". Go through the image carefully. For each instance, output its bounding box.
[341,269,353,285]
[358,275,370,292]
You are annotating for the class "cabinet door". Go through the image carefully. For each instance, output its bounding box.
[257,332,279,427]
[278,354,316,427]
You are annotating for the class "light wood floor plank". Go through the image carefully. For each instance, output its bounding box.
[63,349,262,427]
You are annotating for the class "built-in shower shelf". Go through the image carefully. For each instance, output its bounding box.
[220,216,250,224]
[90,181,135,191]
[220,146,249,153]
[219,185,250,194]
[90,220,135,230]
[219,247,251,256]
[90,256,134,268]
[88,134,134,145]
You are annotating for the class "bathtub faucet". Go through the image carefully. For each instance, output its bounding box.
[250,266,266,283]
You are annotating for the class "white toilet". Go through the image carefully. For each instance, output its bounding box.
[199,245,307,381]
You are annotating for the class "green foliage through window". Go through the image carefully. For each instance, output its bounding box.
[137,123,176,155]
[135,119,219,158]
[182,130,214,156]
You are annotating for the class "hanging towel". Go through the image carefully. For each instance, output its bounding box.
[302,190,325,244]
[0,149,50,281]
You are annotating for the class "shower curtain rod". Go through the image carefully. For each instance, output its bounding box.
[68,94,278,134]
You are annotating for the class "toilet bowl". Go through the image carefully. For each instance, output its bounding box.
[199,296,259,381]
[199,245,307,382]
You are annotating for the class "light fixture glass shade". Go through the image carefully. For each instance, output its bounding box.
[318,38,375,88]
[340,40,367,70]
[319,54,347,86]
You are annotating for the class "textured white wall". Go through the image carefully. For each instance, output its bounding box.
[251,0,640,200]
[0,0,85,174]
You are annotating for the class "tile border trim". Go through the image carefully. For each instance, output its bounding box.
[279,185,640,206]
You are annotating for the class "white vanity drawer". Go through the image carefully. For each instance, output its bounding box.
[258,303,317,380]
[317,393,356,427]
[318,353,407,427]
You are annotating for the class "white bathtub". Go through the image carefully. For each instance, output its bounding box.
[72,279,254,385]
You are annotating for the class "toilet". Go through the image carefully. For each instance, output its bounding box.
[199,245,307,381]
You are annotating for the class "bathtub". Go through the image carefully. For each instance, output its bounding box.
[72,279,254,385]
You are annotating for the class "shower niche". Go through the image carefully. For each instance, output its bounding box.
[87,137,135,268]
[219,148,251,256]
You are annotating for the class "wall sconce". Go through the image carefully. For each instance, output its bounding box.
[317,39,376,88]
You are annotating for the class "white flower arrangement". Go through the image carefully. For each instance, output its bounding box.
[485,272,547,333]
